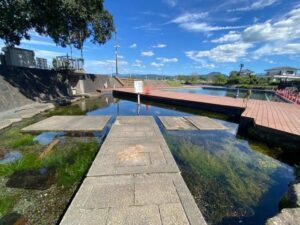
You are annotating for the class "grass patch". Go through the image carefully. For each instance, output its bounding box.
[0,139,99,187]
[47,105,84,116]
[167,80,182,87]
[42,140,99,186]
[0,153,41,177]
[0,128,35,149]
[0,195,19,217]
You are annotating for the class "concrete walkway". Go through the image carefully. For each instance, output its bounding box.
[60,116,207,225]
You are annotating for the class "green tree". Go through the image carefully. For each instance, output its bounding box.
[0,0,114,49]
[211,74,228,84]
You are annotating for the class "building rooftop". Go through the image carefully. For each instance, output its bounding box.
[265,66,300,71]
[2,46,34,53]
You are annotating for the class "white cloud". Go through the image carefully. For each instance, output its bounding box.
[153,44,167,48]
[141,51,154,57]
[243,8,300,43]
[171,12,245,32]
[171,12,208,24]
[162,0,177,7]
[21,39,56,46]
[34,50,64,59]
[89,59,128,67]
[134,23,161,32]
[229,0,279,12]
[253,43,300,58]
[179,23,246,32]
[186,42,253,63]
[212,31,241,43]
[193,63,216,69]
[129,43,137,48]
[194,6,300,61]
[85,59,128,74]
[151,62,164,68]
[156,57,178,63]
[132,60,145,68]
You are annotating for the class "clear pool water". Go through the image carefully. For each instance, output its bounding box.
[86,95,294,225]
[164,87,286,102]
[0,95,295,225]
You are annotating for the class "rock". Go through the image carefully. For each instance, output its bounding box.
[6,167,56,190]
[0,212,27,225]
[266,208,300,225]
[286,183,300,207]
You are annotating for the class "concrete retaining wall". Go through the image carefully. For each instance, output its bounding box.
[0,66,72,112]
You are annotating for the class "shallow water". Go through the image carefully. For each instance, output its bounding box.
[86,95,294,225]
[164,87,286,102]
[0,95,296,225]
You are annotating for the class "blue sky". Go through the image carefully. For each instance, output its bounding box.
[1,0,300,75]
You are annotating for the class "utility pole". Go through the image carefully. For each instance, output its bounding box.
[114,30,119,76]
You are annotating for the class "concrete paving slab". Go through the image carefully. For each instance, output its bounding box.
[185,116,227,130]
[106,205,162,225]
[22,116,111,132]
[60,116,207,225]
[135,173,180,205]
[159,116,196,130]
[159,203,190,225]
[60,208,108,225]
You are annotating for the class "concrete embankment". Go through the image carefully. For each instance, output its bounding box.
[0,65,122,130]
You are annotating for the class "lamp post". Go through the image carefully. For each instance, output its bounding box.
[114,30,119,76]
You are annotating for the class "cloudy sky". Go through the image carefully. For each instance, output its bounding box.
[1,0,300,75]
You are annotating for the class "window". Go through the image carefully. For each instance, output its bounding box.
[286,70,295,75]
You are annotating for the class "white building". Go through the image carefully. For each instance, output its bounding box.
[1,47,35,68]
[36,57,48,70]
[265,67,300,81]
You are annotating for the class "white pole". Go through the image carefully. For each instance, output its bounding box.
[137,93,140,105]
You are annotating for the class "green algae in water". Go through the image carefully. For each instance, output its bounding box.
[47,104,85,116]
[164,130,292,225]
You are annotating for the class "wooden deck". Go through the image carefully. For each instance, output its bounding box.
[113,88,300,137]
[243,100,300,136]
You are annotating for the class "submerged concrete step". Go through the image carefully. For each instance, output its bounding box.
[22,116,111,132]
[60,116,207,225]
[159,116,227,131]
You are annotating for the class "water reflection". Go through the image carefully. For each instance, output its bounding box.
[0,95,294,225]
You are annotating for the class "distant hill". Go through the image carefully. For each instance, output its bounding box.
[199,72,227,79]
[116,74,172,80]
